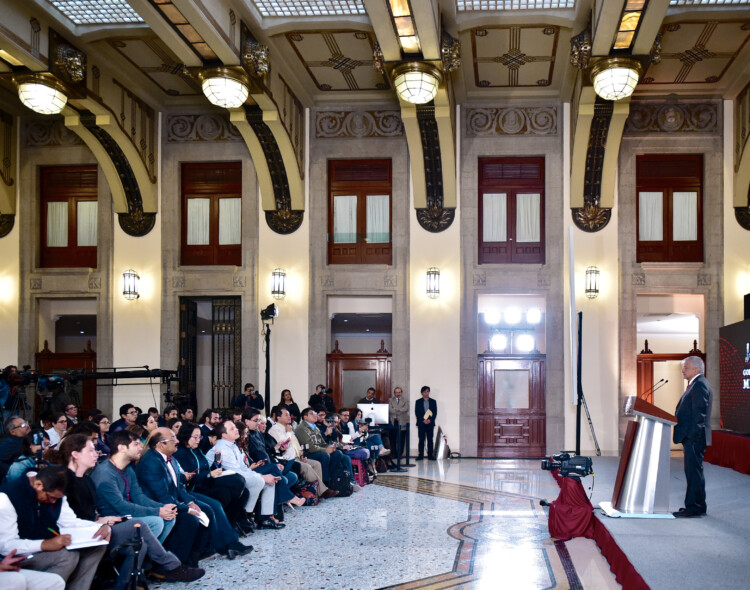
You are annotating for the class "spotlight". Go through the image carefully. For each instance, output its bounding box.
[515,333,536,353]
[490,333,508,352]
[504,307,522,325]
[526,308,542,324]
[484,308,501,325]
[260,303,278,321]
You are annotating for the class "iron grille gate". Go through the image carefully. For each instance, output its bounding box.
[211,298,241,408]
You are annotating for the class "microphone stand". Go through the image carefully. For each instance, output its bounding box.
[126,523,148,590]
[639,378,665,401]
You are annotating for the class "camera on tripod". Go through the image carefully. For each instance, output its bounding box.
[541,452,593,478]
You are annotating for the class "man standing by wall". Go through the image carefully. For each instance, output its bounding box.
[673,356,713,518]
[415,386,437,461]
[388,386,409,458]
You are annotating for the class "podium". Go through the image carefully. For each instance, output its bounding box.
[605,396,677,516]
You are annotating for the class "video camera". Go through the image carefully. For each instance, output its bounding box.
[541,452,593,479]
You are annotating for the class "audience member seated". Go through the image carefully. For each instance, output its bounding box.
[63,404,78,426]
[269,408,335,499]
[358,387,378,404]
[110,404,138,432]
[90,430,176,545]
[316,410,361,490]
[135,413,158,439]
[125,422,147,443]
[84,408,102,422]
[233,383,264,412]
[198,409,221,453]
[0,417,31,480]
[173,423,254,536]
[6,430,49,482]
[179,407,195,423]
[242,410,305,512]
[0,549,64,590]
[166,417,182,436]
[137,428,251,563]
[44,413,68,449]
[278,389,301,424]
[0,465,107,589]
[348,408,390,461]
[90,415,110,456]
[50,434,204,586]
[206,421,283,530]
[295,407,355,491]
[159,406,178,427]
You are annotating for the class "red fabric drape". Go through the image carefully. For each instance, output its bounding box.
[704,430,750,475]
[547,470,595,541]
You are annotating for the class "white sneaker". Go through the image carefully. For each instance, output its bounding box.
[379,448,391,457]
[351,483,363,492]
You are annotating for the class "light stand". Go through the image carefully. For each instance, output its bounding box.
[260,304,278,414]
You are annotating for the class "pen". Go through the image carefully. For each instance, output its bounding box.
[47,528,60,536]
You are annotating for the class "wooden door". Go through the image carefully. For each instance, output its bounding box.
[35,340,97,416]
[326,350,391,410]
[179,299,197,409]
[478,354,546,458]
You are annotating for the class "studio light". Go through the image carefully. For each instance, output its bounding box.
[15,73,68,115]
[515,333,536,353]
[271,268,286,300]
[590,57,642,101]
[260,303,278,321]
[526,308,542,325]
[392,62,442,105]
[122,269,140,300]
[484,308,501,325]
[585,266,600,299]
[490,333,508,352]
[200,67,249,109]
[426,267,440,299]
[504,307,522,325]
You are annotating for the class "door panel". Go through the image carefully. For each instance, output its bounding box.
[326,353,391,410]
[478,354,546,458]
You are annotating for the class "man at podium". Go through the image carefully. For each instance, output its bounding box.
[672,356,713,518]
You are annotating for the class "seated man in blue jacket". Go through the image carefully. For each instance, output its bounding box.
[136,428,250,564]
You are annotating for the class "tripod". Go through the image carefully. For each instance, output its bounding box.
[124,523,148,590]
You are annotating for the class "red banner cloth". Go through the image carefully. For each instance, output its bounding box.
[704,430,750,475]
[547,469,595,541]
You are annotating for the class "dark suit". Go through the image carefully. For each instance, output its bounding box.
[136,448,209,563]
[673,374,713,514]
[415,397,438,458]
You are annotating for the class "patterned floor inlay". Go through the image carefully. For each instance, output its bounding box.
[376,475,582,590]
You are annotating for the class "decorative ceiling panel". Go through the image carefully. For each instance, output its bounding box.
[108,37,201,96]
[642,21,750,85]
[284,31,390,91]
[47,0,143,24]
[470,26,559,87]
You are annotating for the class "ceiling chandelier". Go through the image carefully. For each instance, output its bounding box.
[391,62,442,105]
[14,73,68,115]
[199,67,250,109]
[590,57,642,101]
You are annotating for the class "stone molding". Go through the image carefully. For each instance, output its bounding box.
[24,118,84,147]
[315,110,404,139]
[166,114,243,142]
[624,101,720,134]
[465,106,558,137]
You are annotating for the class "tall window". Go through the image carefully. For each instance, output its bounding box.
[478,157,545,264]
[40,165,98,268]
[181,162,241,266]
[636,155,703,263]
[328,159,392,265]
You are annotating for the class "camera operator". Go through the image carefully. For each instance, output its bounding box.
[5,430,50,482]
[0,366,19,425]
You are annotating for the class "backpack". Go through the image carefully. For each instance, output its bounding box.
[299,482,319,506]
[328,459,353,497]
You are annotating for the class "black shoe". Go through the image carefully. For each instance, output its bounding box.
[320,489,338,499]
[673,509,703,518]
[428,455,437,461]
[257,517,285,530]
[153,564,206,582]
[229,541,253,556]
[236,519,255,535]
[416,455,424,460]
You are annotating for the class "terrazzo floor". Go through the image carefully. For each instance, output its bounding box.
[150,459,621,589]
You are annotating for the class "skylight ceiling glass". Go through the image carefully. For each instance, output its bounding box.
[670,0,750,5]
[47,1,144,24]
[252,1,366,17]
[456,0,576,10]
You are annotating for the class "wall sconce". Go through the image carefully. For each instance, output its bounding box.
[271,268,286,300]
[122,269,140,300]
[585,266,600,299]
[426,267,440,299]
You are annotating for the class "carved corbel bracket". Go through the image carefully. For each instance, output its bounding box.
[569,25,591,70]
[0,214,14,238]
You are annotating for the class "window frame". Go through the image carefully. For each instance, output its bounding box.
[180,162,242,267]
[39,165,98,269]
[636,154,703,263]
[327,159,392,265]
[478,157,545,264]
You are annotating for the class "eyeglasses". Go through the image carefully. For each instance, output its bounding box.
[99,420,110,425]
[159,437,177,444]
[11,422,28,429]
[126,410,138,415]
[56,419,68,425]
[189,434,202,440]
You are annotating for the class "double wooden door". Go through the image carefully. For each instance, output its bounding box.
[478,354,546,458]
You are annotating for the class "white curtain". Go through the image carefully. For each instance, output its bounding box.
[516,193,540,243]
[219,197,241,245]
[76,201,97,247]
[366,194,389,243]
[46,201,68,247]
[639,191,663,241]
[673,191,697,241]
[483,193,507,242]
[187,198,210,245]
[333,195,357,243]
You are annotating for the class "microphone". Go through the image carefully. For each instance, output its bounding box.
[651,379,668,395]
[639,378,665,400]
